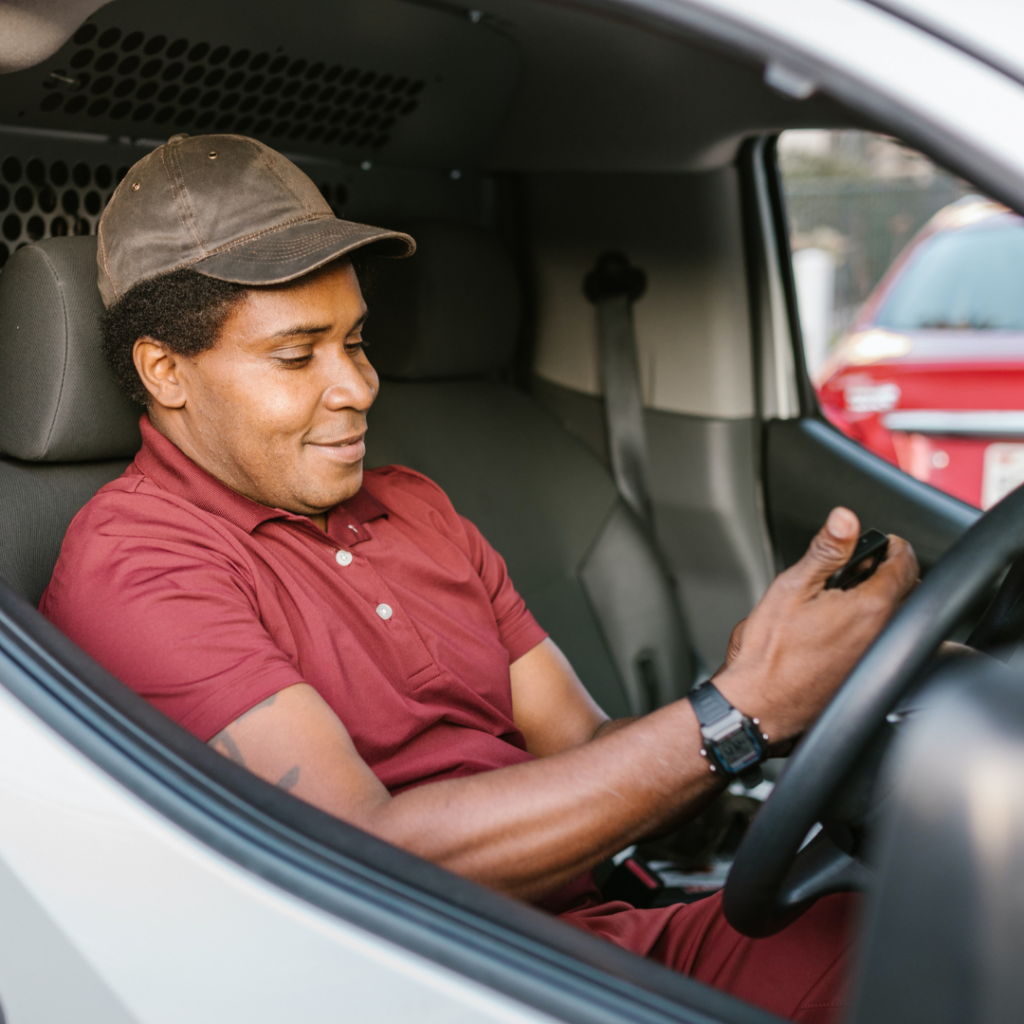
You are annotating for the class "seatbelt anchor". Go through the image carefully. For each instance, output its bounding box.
[583,251,647,305]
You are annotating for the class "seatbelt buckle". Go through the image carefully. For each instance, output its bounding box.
[600,856,665,908]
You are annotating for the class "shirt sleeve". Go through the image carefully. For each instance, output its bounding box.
[42,501,306,743]
[457,513,548,663]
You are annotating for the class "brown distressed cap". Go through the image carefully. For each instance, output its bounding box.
[96,133,415,308]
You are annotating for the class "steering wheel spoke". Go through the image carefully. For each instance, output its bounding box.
[781,831,872,914]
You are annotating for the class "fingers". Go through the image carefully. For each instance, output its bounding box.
[863,534,919,603]
[790,507,861,589]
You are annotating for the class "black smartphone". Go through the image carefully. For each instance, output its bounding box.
[825,529,889,591]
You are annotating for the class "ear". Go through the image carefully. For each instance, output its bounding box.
[133,337,188,410]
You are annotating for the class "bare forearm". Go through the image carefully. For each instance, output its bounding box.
[591,716,635,741]
[209,685,721,900]
[359,700,720,900]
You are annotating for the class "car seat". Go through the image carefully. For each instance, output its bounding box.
[364,222,697,717]
[0,237,139,606]
[0,229,697,720]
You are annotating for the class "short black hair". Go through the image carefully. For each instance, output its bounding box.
[101,252,379,407]
[101,268,247,407]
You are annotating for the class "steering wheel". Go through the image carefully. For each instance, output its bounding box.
[722,483,1024,938]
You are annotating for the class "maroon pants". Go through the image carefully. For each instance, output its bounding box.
[555,884,855,1023]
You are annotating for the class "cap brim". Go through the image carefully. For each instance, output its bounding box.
[191,216,415,287]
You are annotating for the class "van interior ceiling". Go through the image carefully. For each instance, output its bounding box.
[0,0,862,670]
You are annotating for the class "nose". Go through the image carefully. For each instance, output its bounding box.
[321,346,377,413]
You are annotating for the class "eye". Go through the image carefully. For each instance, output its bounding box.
[275,353,312,367]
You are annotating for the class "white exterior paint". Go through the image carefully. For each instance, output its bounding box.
[871,0,1024,83]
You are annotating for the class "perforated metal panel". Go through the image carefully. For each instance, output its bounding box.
[0,0,520,170]
[0,146,352,269]
[0,154,118,266]
[39,23,425,153]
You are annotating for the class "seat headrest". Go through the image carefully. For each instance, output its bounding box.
[0,236,141,462]
[367,222,521,380]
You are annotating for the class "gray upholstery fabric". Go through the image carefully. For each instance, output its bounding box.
[367,222,520,380]
[0,457,130,604]
[0,236,141,462]
[366,381,697,717]
[580,503,696,711]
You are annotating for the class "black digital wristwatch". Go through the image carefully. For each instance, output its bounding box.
[688,681,768,789]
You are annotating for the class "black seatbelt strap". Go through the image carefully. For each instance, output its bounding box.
[584,251,652,530]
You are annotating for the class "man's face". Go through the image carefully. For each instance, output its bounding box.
[146,260,377,516]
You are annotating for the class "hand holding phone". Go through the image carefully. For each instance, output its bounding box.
[825,528,889,591]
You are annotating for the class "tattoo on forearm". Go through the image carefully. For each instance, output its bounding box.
[276,766,300,791]
[210,729,246,767]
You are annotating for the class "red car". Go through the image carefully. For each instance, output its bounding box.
[816,197,1024,509]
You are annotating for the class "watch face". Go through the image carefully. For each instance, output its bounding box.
[716,729,760,771]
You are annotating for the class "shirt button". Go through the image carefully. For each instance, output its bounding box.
[335,550,353,567]
[376,603,393,620]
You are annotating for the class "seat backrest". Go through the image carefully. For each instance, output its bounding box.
[365,222,697,716]
[0,236,140,605]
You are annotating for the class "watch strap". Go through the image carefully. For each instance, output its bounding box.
[688,682,733,726]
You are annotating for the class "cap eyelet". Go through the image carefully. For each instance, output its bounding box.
[207,150,218,160]
[130,181,140,191]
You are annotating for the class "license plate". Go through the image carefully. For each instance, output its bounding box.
[983,443,1024,509]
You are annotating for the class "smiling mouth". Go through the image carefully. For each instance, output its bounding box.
[307,432,366,464]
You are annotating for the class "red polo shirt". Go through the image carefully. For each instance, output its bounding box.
[41,415,547,794]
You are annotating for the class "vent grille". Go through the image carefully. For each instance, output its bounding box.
[0,152,351,269]
[0,155,121,268]
[38,23,426,153]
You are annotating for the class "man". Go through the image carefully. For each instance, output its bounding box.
[42,134,918,1022]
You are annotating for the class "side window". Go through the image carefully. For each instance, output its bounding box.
[778,129,1024,510]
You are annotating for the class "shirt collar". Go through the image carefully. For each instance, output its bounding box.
[341,486,388,525]
[134,414,388,534]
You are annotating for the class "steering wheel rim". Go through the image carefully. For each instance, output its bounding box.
[722,483,1024,938]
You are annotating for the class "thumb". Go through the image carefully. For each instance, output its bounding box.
[725,618,746,666]
[796,507,861,588]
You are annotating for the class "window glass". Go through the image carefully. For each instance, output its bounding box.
[778,129,1024,510]
[876,225,1024,331]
